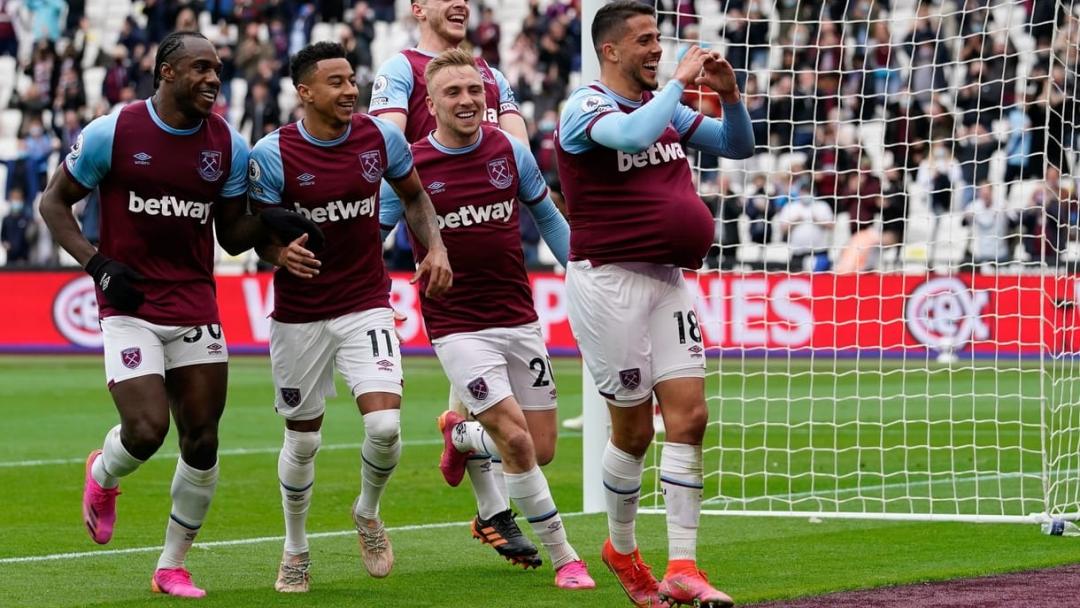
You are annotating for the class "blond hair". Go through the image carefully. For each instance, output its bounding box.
[424,47,479,86]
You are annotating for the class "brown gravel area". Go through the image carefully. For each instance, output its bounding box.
[744,564,1080,607]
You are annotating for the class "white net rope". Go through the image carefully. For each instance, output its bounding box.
[639,0,1080,521]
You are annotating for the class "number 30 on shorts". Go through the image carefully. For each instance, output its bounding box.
[674,310,702,344]
[182,324,223,343]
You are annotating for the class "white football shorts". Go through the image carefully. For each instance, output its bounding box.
[101,315,229,387]
[269,307,403,421]
[566,260,706,405]
[432,322,558,416]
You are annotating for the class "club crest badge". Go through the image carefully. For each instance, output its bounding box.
[359,150,384,183]
[121,347,142,369]
[619,368,641,391]
[486,157,512,189]
[198,150,224,182]
[280,388,302,408]
[467,377,489,401]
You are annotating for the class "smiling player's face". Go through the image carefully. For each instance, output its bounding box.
[615,14,663,92]
[305,58,358,126]
[415,0,469,45]
[427,65,486,142]
[170,38,222,118]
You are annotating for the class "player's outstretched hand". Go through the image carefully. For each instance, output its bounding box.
[260,207,326,253]
[84,252,145,312]
[673,45,707,88]
[276,233,321,279]
[413,246,453,298]
[699,51,739,101]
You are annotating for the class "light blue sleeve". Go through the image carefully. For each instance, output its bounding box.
[64,111,119,189]
[524,196,569,268]
[588,81,686,154]
[557,86,621,155]
[505,133,548,204]
[685,100,755,159]
[369,53,413,114]
[379,179,404,239]
[221,126,250,198]
[672,102,702,138]
[372,116,414,180]
[492,67,520,115]
[247,131,284,205]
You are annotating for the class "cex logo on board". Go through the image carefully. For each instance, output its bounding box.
[53,276,102,348]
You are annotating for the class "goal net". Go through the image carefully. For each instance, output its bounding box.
[580,0,1080,523]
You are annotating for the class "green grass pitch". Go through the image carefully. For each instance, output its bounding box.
[2,355,1079,607]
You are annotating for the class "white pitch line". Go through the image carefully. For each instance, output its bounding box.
[0,433,584,469]
[0,512,592,565]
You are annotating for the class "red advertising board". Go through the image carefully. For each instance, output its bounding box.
[3,271,1075,356]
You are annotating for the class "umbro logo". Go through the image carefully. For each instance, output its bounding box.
[297,172,315,186]
[427,181,446,194]
[133,152,152,165]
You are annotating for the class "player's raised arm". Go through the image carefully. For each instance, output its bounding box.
[585,46,707,154]
[675,52,755,160]
[388,169,452,298]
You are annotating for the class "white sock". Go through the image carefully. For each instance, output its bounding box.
[279,429,321,555]
[452,420,501,458]
[354,409,400,520]
[504,466,579,569]
[157,458,218,569]
[603,441,644,555]
[92,425,144,489]
[455,420,509,518]
[467,456,509,520]
[660,443,704,562]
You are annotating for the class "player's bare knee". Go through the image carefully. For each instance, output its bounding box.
[667,402,708,444]
[501,427,535,463]
[179,428,219,469]
[621,422,655,456]
[534,439,556,466]
[121,419,168,459]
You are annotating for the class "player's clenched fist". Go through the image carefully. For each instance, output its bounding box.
[84,252,145,312]
[413,245,452,298]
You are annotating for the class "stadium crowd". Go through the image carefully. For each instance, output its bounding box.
[0,0,1077,271]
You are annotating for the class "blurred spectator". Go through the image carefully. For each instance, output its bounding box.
[954,123,995,207]
[0,0,17,56]
[774,188,834,272]
[963,184,1019,268]
[22,117,53,200]
[102,46,132,107]
[27,0,65,42]
[879,167,908,256]
[470,6,501,68]
[242,80,281,145]
[2,189,33,265]
[503,32,539,102]
[368,0,396,23]
[702,176,742,270]
[530,110,558,184]
[744,173,776,249]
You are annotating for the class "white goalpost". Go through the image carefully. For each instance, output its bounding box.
[580,0,1080,524]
